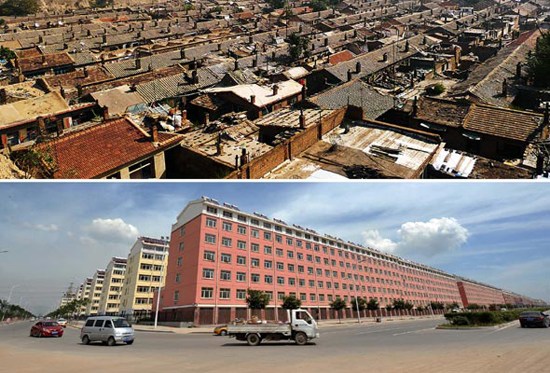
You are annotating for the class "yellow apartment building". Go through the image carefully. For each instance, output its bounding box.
[98,257,127,315]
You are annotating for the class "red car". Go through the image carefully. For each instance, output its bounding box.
[30,321,64,338]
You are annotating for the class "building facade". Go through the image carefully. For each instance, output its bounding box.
[98,257,127,316]
[160,197,468,325]
[85,270,105,316]
[77,277,92,316]
[457,280,505,307]
[120,236,169,320]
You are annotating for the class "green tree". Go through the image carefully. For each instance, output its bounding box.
[350,297,367,312]
[430,301,445,310]
[0,46,15,60]
[404,301,414,311]
[0,0,39,16]
[288,32,309,61]
[527,32,550,88]
[330,297,346,323]
[281,295,301,310]
[392,299,406,310]
[246,289,270,309]
[366,298,379,311]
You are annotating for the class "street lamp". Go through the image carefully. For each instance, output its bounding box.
[154,236,169,329]
[353,257,368,324]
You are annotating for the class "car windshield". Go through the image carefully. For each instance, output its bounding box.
[43,322,58,327]
[521,312,541,317]
[113,319,131,328]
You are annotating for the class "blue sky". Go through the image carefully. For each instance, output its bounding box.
[0,182,548,315]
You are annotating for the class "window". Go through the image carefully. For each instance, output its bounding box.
[223,211,233,218]
[277,277,285,285]
[237,256,246,265]
[238,225,246,234]
[297,253,303,260]
[206,218,217,228]
[220,253,231,263]
[222,222,232,231]
[316,268,322,276]
[275,235,282,243]
[299,279,305,287]
[203,268,214,279]
[319,294,325,302]
[289,277,296,286]
[205,234,216,244]
[204,251,215,261]
[219,288,230,299]
[264,246,272,255]
[237,241,247,250]
[236,272,246,282]
[251,218,260,226]
[310,294,316,301]
[278,292,285,300]
[307,267,314,275]
[298,265,304,273]
[206,206,217,214]
[175,274,181,283]
[236,289,246,299]
[317,281,323,288]
[276,248,283,256]
[328,294,333,302]
[307,255,313,262]
[251,229,259,238]
[296,240,302,247]
[220,270,231,280]
[251,274,260,283]
[265,275,273,284]
[264,232,272,240]
[277,262,284,270]
[309,280,315,287]
[179,242,184,252]
[251,258,260,267]
[177,257,183,266]
[222,237,232,247]
[287,264,295,272]
[174,290,179,302]
[287,251,294,259]
[300,293,306,301]
[251,243,259,252]
[201,287,213,298]
[286,238,293,245]
[264,260,273,269]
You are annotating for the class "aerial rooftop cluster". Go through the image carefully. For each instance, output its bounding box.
[0,0,548,179]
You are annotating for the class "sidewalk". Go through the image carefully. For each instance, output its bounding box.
[69,315,443,335]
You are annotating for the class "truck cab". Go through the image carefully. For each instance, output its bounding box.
[291,309,319,341]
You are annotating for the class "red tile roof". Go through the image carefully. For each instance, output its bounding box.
[18,53,75,73]
[38,118,183,179]
[329,50,356,66]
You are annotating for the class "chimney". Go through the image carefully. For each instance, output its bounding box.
[324,38,328,47]
[253,54,258,67]
[216,133,223,155]
[544,102,549,125]
[502,78,507,97]
[234,59,239,71]
[135,58,141,70]
[404,40,410,52]
[192,70,198,84]
[299,109,306,129]
[204,113,210,126]
[102,34,107,44]
[180,48,185,59]
[181,110,187,121]
[83,67,89,78]
[250,95,256,105]
[240,148,248,167]
[102,106,109,120]
[301,84,307,100]
[356,61,361,74]
[272,84,279,96]
[382,52,388,62]
[412,96,418,117]
[42,54,47,65]
[150,124,159,143]
[347,69,353,82]
[77,83,83,97]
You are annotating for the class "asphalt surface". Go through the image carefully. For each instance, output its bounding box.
[1,318,549,372]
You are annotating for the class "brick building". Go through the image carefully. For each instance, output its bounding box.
[457,279,506,307]
[159,197,467,325]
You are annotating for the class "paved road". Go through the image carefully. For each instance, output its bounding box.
[1,318,549,372]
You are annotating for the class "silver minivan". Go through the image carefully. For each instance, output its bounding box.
[80,316,134,346]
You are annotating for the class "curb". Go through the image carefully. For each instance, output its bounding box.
[436,320,518,330]
[134,329,175,333]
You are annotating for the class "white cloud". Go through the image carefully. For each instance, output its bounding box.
[86,218,139,242]
[362,229,398,252]
[362,217,469,258]
[23,222,59,232]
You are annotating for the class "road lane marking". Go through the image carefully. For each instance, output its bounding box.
[392,327,435,336]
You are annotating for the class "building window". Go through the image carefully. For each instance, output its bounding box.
[222,222,232,231]
[264,246,272,255]
[205,234,216,244]
[251,274,260,283]
[237,256,246,265]
[264,232,272,240]
[220,253,232,263]
[237,215,247,222]
[222,211,233,218]
[299,279,305,287]
[297,253,303,260]
[220,270,231,281]
[310,294,316,301]
[287,251,294,259]
[251,258,260,267]
[265,275,273,284]
[278,292,285,300]
[276,248,283,256]
[236,289,246,299]
[309,280,315,287]
[288,264,295,272]
[286,238,293,245]
[203,268,214,279]
[251,243,259,252]
[201,287,213,298]
[174,290,179,302]
[236,272,246,282]
[219,288,230,299]
[204,251,215,261]
[277,262,284,270]
[222,237,232,247]
[237,225,247,235]
[277,277,285,285]
[289,278,296,286]
[276,235,282,243]
[206,218,217,228]
[300,293,306,301]
[251,219,259,226]
[319,294,325,302]
[264,260,273,269]
[177,257,183,266]
[179,242,184,252]
[237,241,247,250]
[298,265,304,273]
[175,274,181,283]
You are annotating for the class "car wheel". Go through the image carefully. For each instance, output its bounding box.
[294,332,308,346]
[107,337,116,347]
[246,333,261,346]
[82,335,90,345]
[126,340,134,345]
[220,330,227,336]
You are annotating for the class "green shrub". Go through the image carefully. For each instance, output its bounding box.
[451,316,469,326]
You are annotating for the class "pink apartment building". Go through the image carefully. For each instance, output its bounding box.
[457,280,506,307]
[159,197,471,325]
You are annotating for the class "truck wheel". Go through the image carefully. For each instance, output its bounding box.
[294,332,308,346]
[220,330,227,336]
[246,333,261,346]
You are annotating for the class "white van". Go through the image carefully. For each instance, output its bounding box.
[80,316,134,346]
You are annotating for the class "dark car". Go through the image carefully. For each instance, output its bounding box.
[30,321,64,337]
[519,311,550,328]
